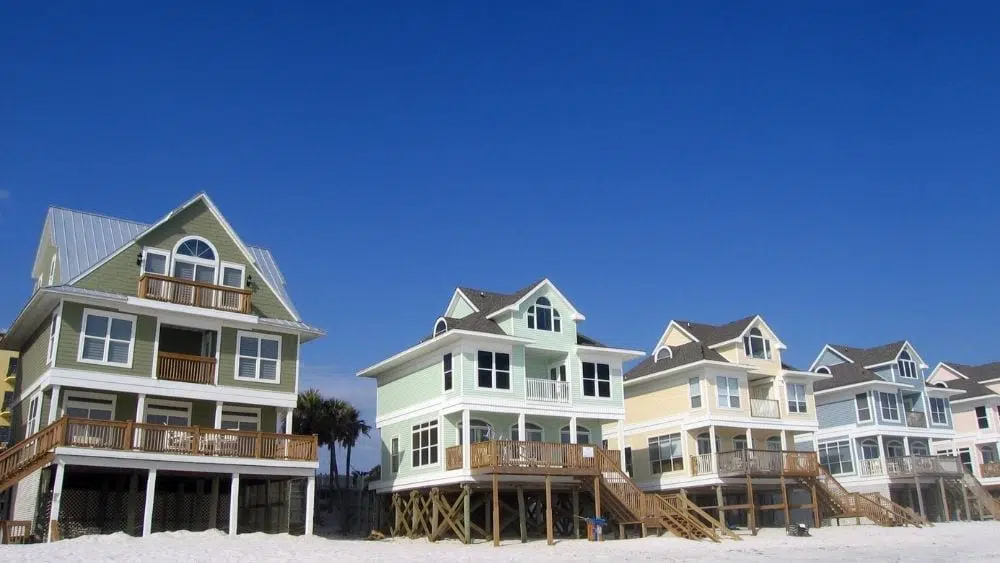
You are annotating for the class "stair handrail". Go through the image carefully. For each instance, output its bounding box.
[0,417,68,488]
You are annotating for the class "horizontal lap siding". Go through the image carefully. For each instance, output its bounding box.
[817,397,860,428]
[218,327,297,393]
[377,355,444,417]
[57,301,156,377]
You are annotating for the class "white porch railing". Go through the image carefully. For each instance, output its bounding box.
[526,379,570,403]
[691,453,715,476]
[858,458,885,477]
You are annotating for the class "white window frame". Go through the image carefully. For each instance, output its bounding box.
[145,399,193,427]
[855,392,872,422]
[860,438,880,460]
[219,261,246,289]
[220,406,261,431]
[560,425,592,445]
[582,361,612,399]
[26,394,41,435]
[743,327,771,360]
[390,436,400,474]
[64,391,117,421]
[716,376,741,409]
[510,422,544,442]
[46,311,60,365]
[818,440,855,475]
[929,397,949,426]
[411,419,440,468]
[526,297,561,333]
[77,308,137,368]
[689,376,702,408]
[648,433,684,474]
[442,352,453,392]
[235,330,282,384]
[886,440,905,458]
[48,255,57,286]
[911,441,930,456]
[141,247,171,276]
[786,382,807,413]
[879,392,900,422]
[475,350,512,391]
[897,351,918,379]
[976,405,990,430]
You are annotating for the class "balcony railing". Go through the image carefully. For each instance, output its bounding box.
[443,440,619,473]
[690,452,715,476]
[981,462,1000,478]
[157,352,216,385]
[905,411,927,428]
[885,455,964,477]
[445,445,463,471]
[715,449,818,477]
[525,379,570,403]
[858,458,885,477]
[138,273,252,314]
[749,398,780,418]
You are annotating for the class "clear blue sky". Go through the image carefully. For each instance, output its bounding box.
[3,2,1000,471]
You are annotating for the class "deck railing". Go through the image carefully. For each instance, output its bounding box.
[858,458,885,477]
[749,398,781,419]
[138,273,252,314]
[883,455,964,477]
[981,461,1000,478]
[156,352,216,385]
[714,449,818,477]
[905,411,927,428]
[445,445,462,471]
[525,379,570,403]
[690,452,714,476]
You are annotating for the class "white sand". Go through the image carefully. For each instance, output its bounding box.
[1,522,995,562]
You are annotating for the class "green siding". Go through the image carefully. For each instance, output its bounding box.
[377,354,446,417]
[448,298,476,319]
[379,414,443,480]
[509,286,577,349]
[191,400,215,427]
[74,199,294,321]
[18,312,52,394]
[56,302,156,377]
[218,327,297,393]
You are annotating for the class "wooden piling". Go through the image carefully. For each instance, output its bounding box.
[517,486,527,543]
[463,485,471,544]
[571,487,580,539]
[492,474,500,547]
[545,476,554,546]
[716,486,727,532]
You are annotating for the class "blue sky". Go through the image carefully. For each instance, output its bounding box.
[3,2,1000,471]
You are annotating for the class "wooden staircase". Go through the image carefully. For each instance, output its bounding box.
[959,473,1000,520]
[0,418,67,493]
[804,465,925,527]
[587,449,732,542]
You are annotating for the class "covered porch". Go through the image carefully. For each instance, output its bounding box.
[687,424,813,478]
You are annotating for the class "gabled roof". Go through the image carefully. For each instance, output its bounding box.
[940,361,1000,383]
[813,362,886,392]
[932,376,994,402]
[672,315,757,346]
[421,315,507,342]
[577,333,607,348]
[623,342,729,382]
[38,196,300,319]
[458,279,546,317]
[829,341,907,368]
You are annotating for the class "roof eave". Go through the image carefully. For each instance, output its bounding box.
[357,330,533,378]
[575,345,645,359]
[624,360,746,387]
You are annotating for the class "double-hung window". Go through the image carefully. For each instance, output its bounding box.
[929,398,948,425]
[818,440,854,475]
[879,392,900,421]
[390,437,400,474]
[46,312,59,365]
[26,395,40,435]
[855,393,872,422]
[976,406,990,429]
[477,351,510,390]
[220,408,260,431]
[648,433,683,474]
[65,393,115,420]
[786,383,807,413]
[78,309,136,367]
[689,377,702,408]
[717,376,741,408]
[411,420,439,468]
[236,332,281,383]
[582,362,611,398]
[443,353,453,391]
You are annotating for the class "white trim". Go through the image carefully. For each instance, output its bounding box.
[151,319,161,379]
[63,390,117,420]
[484,279,585,322]
[140,247,171,276]
[357,330,532,378]
[144,398,194,425]
[294,333,300,394]
[48,254,57,286]
[46,301,63,366]
[474,349,514,393]
[854,390,874,423]
[623,359,748,387]
[814,380,912,396]
[581,359,614,400]
[575,345,645,359]
[54,448,317,474]
[891,341,928,370]
[433,317,449,338]
[126,296,259,325]
[928,362,968,383]
[220,406,262,431]
[654,346,673,362]
[730,316,787,351]
[234,330,282,384]
[76,308,138,368]
[410,417,442,470]
[219,261,246,289]
[654,320,701,350]
[445,288,480,315]
[807,344,854,372]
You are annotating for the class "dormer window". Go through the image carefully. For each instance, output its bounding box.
[654,346,672,362]
[743,328,771,360]
[527,297,561,332]
[897,351,917,379]
[434,319,448,337]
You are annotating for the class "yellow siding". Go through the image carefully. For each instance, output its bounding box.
[624,376,691,424]
[0,349,16,432]
[705,373,750,417]
[716,342,740,363]
[661,325,694,347]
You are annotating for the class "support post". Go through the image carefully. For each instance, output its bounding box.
[938,477,950,522]
[715,485,727,532]
[746,474,757,534]
[209,477,220,529]
[285,409,294,434]
[518,486,527,543]
[961,481,972,521]
[569,416,578,444]
[709,425,718,472]
[780,475,791,526]
[593,475,601,518]
[229,473,240,536]
[492,474,500,546]
[913,476,926,519]
[463,485,471,544]
[545,475,554,546]
[746,427,754,451]
[811,480,820,528]
[517,413,526,442]
[462,409,471,469]
[779,429,788,452]
[48,386,62,424]
[305,474,316,535]
[571,487,580,539]
[48,461,66,542]
[126,472,138,535]
[215,401,224,429]
[143,468,157,537]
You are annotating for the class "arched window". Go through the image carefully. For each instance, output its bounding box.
[982,445,998,464]
[733,434,748,451]
[458,419,493,444]
[861,439,880,460]
[766,436,782,451]
[560,425,591,445]
[697,432,721,455]
[655,346,673,362]
[510,422,544,442]
[815,366,831,375]
[176,238,215,260]
[886,440,905,458]
[527,297,561,332]
[172,237,218,285]
[897,351,917,378]
[911,441,929,456]
[434,319,448,337]
[743,327,771,360]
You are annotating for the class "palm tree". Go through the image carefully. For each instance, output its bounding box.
[294,389,330,437]
[340,405,372,530]
[324,398,350,501]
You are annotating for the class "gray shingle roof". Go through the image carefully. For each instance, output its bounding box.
[814,362,885,392]
[931,376,993,401]
[830,341,906,367]
[674,315,757,346]
[577,333,607,348]
[45,205,299,319]
[942,362,1000,383]
[459,279,546,316]
[624,342,728,382]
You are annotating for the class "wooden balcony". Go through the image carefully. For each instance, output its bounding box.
[138,273,252,314]
[715,449,818,478]
[749,398,780,418]
[156,352,216,385]
[885,455,964,477]
[445,445,462,471]
[444,440,618,475]
[981,462,1000,478]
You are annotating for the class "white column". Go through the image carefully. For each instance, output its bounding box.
[48,461,66,541]
[47,386,61,424]
[779,430,788,451]
[746,427,754,451]
[215,401,224,429]
[569,416,578,444]
[229,473,240,536]
[903,436,911,456]
[135,394,146,422]
[143,469,157,537]
[285,409,294,435]
[461,409,471,469]
[876,434,888,473]
[709,425,718,472]
[305,475,316,535]
[617,420,626,468]
[517,413,526,442]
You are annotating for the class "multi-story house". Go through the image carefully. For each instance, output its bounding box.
[609,315,830,529]
[358,279,674,543]
[801,340,970,520]
[0,194,322,540]
[926,362,1000,493]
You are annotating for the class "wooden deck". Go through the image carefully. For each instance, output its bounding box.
[690,449,819,478]
[445,440,616,476]
[138,273,252,314]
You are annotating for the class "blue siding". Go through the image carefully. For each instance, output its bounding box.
[817,349,848,367]
[871,365,894,383]
[873,390,906,426]
[817,398,857,428]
